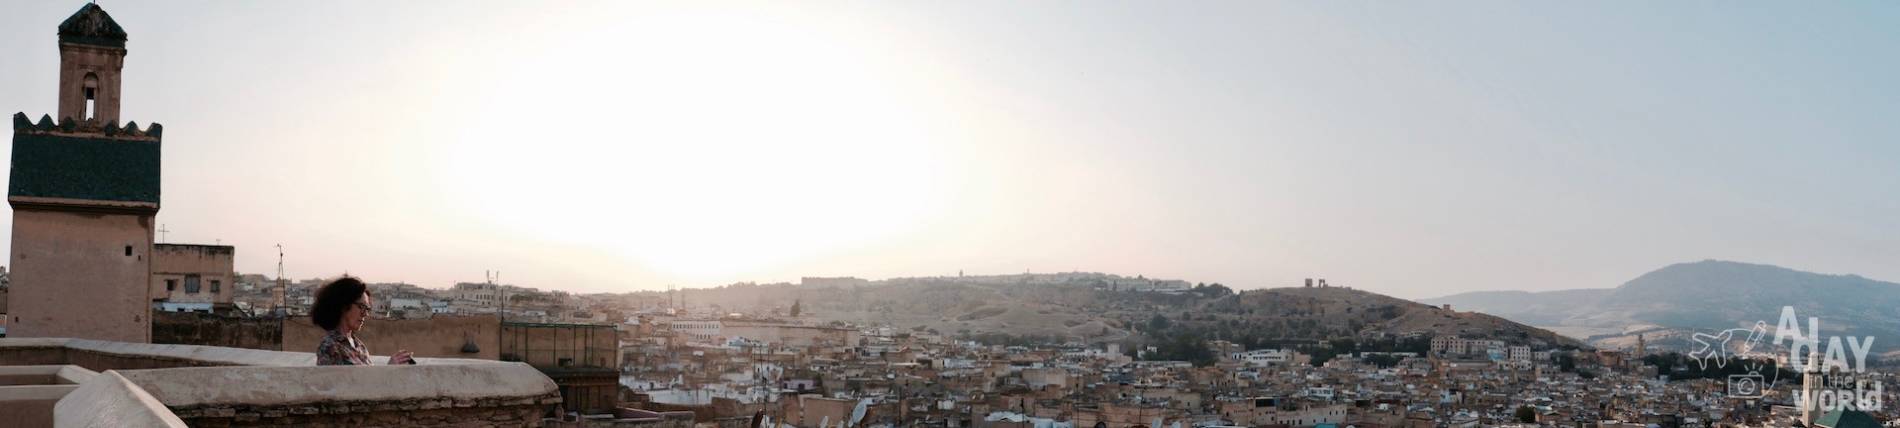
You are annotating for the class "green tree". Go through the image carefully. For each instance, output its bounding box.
[1554,353,1577,373]
[1362,354,1402,368]
[1189,283,1234,298]
[1147,314,1171,332]
[790,299,802,317]
[1146,334,1218,367]
[1515,406,1536,423]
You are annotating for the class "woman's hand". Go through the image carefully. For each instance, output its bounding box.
[390,350,415,365]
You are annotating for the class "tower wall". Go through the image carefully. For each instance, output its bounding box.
[8,208,153,342]
[56,43,126,124]
[7,3,161,343]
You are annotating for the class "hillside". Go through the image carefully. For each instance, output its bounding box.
[668,273,1589,351]
[1422,260,1900,353]
[1191,286,1589,350]
[1421,289,1612,325]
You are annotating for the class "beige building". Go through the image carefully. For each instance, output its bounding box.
[148,244,237,310]
[499,321,621,414]
[664,319,723,343]
[7,4,161,343]
[719,320,859,348]
[451,281,508,306]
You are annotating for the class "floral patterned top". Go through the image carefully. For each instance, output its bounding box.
[316,329,371,366]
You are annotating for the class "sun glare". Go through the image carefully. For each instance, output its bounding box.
[432,4,952,284]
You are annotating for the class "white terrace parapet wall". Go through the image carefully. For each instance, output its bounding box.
[0,365,100,426]
[119,364,561,426]
[0,365,99,385]
[0,338,562,427]
[0,337,498,369]
[53,371,186,428]
[0,366,98,427]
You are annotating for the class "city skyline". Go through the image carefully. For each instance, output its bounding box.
[2,4,1890,427]
[2,1,1896,299]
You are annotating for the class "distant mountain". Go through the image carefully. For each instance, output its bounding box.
[1421,288,1613,325]
[1425,260,1900,352]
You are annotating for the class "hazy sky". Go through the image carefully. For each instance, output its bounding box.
[2,1,1895,298]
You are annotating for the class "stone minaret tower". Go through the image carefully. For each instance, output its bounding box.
[56,3,130,125]
[1801,345,1823,426]
[8,4,162,343]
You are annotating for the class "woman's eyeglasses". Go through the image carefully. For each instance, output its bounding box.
[353,302,372,312]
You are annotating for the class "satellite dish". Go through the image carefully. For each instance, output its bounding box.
[849,398,872,427]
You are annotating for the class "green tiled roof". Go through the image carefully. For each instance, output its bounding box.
[1814,409,1880,428]
[58,4,128,48]
[10,128,161,204]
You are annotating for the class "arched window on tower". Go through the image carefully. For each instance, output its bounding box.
[82,73,99,121]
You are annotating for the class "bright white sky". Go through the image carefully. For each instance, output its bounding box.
[1,1,1895,298]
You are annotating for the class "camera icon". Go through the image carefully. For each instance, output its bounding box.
[1729,374,1765,398]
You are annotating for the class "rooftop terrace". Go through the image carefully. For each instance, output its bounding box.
[0,338,562,427]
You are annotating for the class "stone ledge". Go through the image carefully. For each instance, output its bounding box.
[11,338,561,427]
[0,338,501,369]
[117,363,559,409]
[53,371,187,428]
[56,366,100,385]
[180,405,543,427]
[0,384,81,401]
[65,339,319,367]
[0,365,98,386]
[0,338,75,349]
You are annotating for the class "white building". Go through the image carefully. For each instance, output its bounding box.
[1263,404,1348,427]
[450,282,517,306]
[1230,349,1295,367]
[387,298,425,311]
[1508,345,1532,362]
[1431,336,1507,357]
[666,319,723,343]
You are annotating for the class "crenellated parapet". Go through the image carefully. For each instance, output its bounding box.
[12,112,162,141]
[9,112,163,210]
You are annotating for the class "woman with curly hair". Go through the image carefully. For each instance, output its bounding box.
[310,276,414,365]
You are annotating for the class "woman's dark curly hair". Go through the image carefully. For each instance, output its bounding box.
[311,276,369,331]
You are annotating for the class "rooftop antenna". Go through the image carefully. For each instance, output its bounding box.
[157,224,169,243]
[496,269,509,323]
[274,244,286,315]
